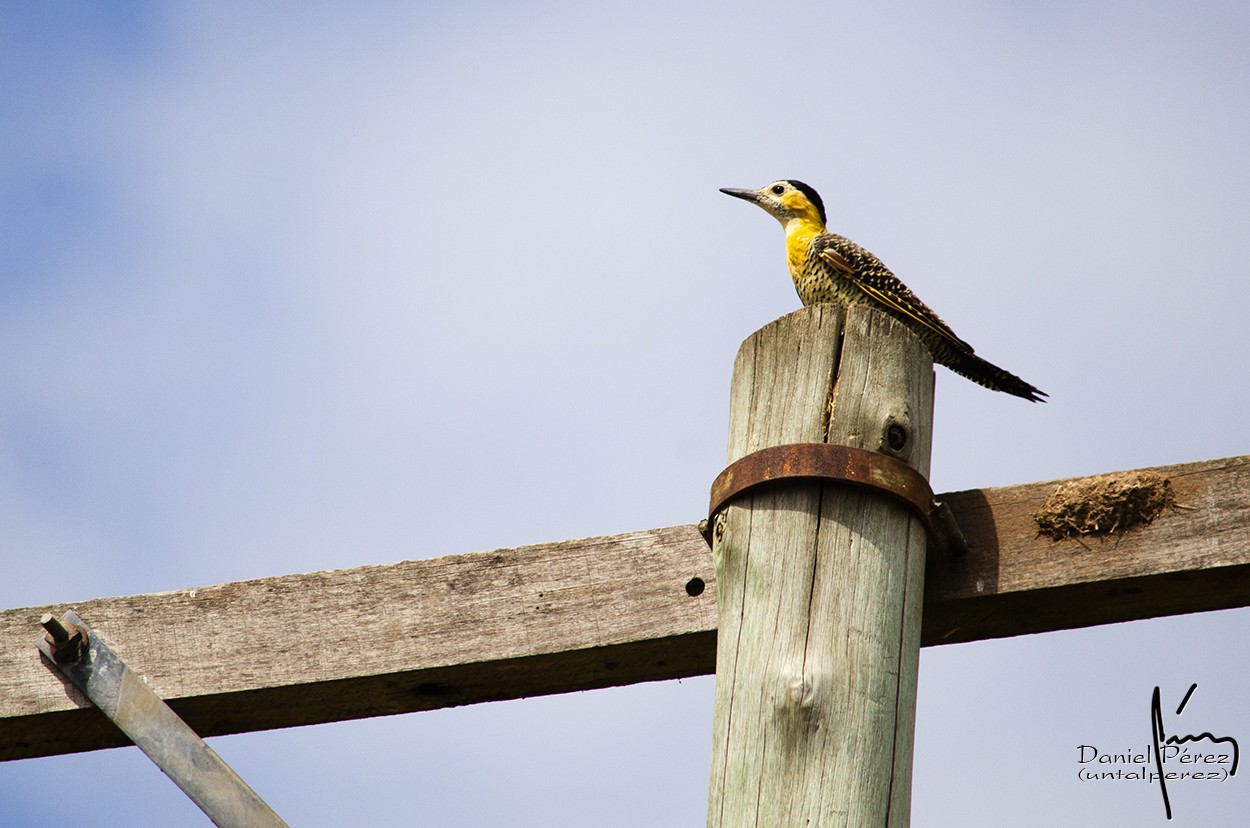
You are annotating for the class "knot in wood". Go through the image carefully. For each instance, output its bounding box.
[768,667,833,730]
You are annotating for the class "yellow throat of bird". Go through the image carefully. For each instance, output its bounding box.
[784,217,825,280]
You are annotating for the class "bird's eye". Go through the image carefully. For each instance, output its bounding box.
[770,184,785,195]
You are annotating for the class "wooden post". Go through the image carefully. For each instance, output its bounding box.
[706,304,935,826]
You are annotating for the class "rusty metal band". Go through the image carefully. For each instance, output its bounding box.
[708,443,936,533]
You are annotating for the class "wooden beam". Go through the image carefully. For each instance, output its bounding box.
[923,454,1250,644]
[2,455,1247,761]
[0,526,718,762]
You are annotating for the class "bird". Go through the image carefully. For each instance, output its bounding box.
[720,179,1046,402]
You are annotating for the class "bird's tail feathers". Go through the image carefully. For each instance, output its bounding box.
[948,351,1047,402]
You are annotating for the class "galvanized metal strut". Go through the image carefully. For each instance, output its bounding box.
[36,611,288,828]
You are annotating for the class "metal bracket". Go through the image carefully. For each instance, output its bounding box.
[701,443,967,555]
[37,611,288,828]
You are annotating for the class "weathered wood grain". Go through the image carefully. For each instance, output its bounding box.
[0,525,717,761]
[706,305,934,827]
[1,458,1247,758]
[924,454,1250,644]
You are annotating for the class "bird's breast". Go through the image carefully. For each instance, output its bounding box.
[784,221,823,281]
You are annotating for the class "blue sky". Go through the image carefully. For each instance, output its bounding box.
[3,2,1250,825]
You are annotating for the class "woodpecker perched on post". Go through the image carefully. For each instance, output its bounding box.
[721,180,1046,402]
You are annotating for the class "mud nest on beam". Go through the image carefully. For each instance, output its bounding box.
[1034,470,1175,541]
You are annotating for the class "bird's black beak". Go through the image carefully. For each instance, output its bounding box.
[719,187,760,204]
